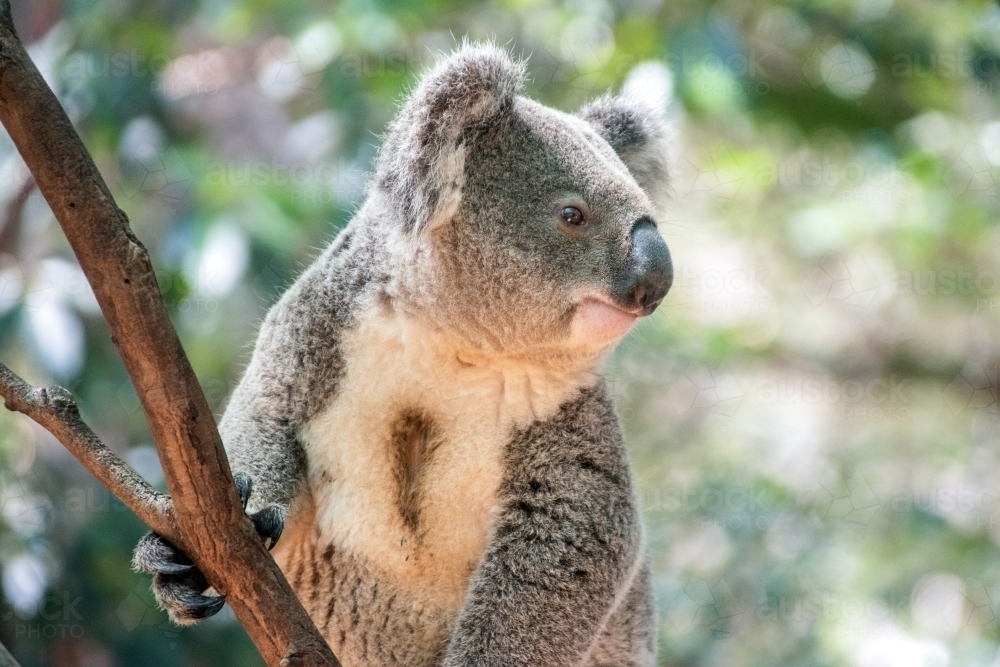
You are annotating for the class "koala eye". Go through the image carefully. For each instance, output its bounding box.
[559,206,585,227]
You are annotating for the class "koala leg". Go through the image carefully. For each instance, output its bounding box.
[132,473,286,625]
[587,563,657,667]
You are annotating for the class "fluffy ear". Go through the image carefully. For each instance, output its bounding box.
[577,95,673,210]
[376,43,525,234]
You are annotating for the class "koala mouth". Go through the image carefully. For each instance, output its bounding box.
[573,297,641,343]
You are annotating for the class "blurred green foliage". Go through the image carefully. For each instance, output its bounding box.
[1,0,1000,665]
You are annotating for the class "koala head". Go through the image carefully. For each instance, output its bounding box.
[376,43,673,363]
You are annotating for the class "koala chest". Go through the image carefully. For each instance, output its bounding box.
[297,306,596,615]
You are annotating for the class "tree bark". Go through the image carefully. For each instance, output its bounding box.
[0,366,176,536]
[0,639,23,667]
[0,3,339,665]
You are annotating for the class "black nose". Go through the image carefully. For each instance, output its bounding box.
[614,220,672,315]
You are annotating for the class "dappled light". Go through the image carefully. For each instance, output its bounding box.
[1,0,999,665]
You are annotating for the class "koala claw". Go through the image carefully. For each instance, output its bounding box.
[132,472,285,624]
[234,471,253,507]
[235,471,286,550]
[251,505,285,549]
[133,532,195,575]
[152,570,227,625]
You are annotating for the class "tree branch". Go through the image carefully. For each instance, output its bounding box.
[0,363,176,537]
[0,639,22,667]
[0,4,339,666]
[0,174,32,253]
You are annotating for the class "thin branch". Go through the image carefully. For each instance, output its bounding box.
[0,639,22,667]
[0,174,33,253]
[0,4,339,666]
[0,363,176,537]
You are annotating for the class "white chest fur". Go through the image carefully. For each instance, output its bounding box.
[299,303,600,613]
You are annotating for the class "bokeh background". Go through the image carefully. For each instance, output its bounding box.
[0,0,999,665]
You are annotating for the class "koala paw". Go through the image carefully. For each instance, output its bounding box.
[132,472,286,625]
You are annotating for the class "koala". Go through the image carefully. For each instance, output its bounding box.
[133,43,673,667]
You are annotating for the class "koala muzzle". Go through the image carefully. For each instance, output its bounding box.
[615,220,673,316]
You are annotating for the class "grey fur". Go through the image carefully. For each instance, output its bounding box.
[218,221,390,512]
[376,42,526,235]
[134,42,672,665]
[440,384,652,667]
[577,95,674,212]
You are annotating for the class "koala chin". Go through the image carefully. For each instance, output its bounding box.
[133,42,673,667]
[572,297,638,344]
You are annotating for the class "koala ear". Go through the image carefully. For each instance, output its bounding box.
[376,43,525,234]
[577,95,673,210]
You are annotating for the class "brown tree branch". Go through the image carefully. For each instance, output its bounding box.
[0,363,176,536]
[0,639,22,667]
[0,174,33,253]
[0,4,339,666]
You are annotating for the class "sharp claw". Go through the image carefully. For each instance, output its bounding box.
[154,560,196,575]
[234,472,252,509]
[154,570,227,624]
[176,592,227,620]
[137,475,285,625]
[133,532,195,575]
[251,505,285,550]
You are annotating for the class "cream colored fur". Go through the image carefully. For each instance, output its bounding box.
[293,298,603,614]
[425,144,466,234]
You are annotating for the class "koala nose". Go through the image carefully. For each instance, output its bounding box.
[615,219,672,316]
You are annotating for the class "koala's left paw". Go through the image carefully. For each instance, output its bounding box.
[132,472,285,625]
[132,533,226,625]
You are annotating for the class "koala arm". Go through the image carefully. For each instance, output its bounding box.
[221,223,381,512]
[221,242,357,512]
[217,314,314,518]
[135,229,376,623]
[442,383,644,667]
